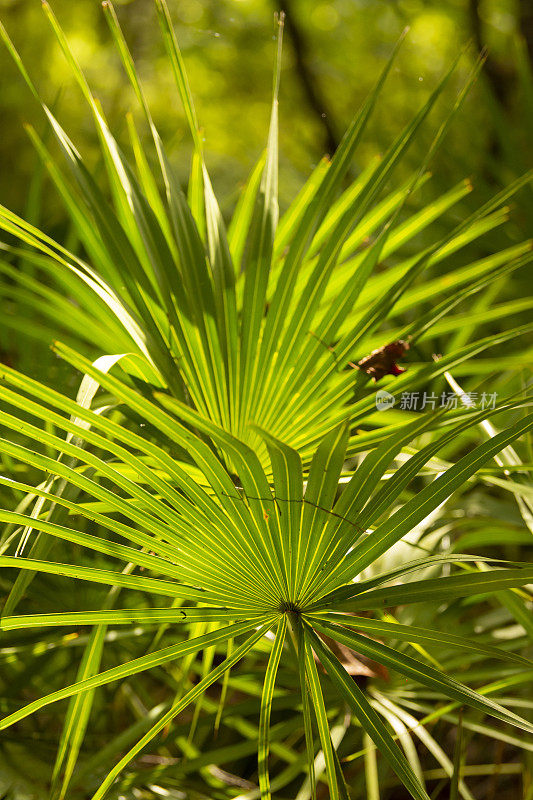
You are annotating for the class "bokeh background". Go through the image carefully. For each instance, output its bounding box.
[0,0,532,218]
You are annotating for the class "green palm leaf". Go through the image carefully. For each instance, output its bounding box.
[1,4,533,798]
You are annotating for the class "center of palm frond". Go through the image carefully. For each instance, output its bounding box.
[279,601,302,614]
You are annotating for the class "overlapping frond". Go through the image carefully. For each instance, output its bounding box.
[1,4,532,799]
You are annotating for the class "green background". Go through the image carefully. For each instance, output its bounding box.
[0,0,531,217]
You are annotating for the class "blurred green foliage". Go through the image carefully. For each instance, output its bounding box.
[0,0,531,222]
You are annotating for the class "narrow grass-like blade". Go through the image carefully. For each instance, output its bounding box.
[258,616,287,799]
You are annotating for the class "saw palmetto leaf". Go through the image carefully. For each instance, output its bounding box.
[1,351,533,797]
[1,3,533,799]
[1,3,531,468]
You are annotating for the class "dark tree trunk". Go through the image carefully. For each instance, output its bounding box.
[274,0,340,156]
